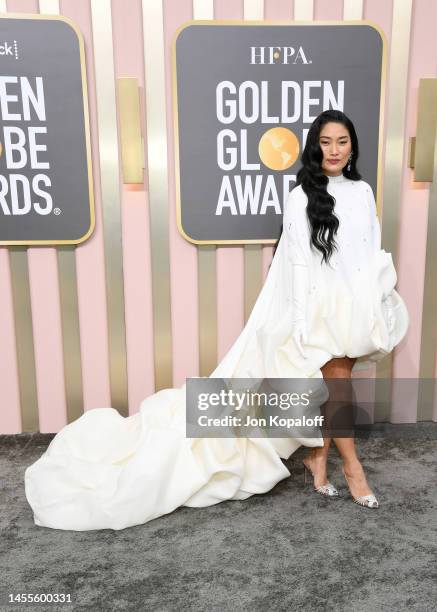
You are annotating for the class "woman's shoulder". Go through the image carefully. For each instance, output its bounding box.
[286,184,307,206]
[284,185,308,223]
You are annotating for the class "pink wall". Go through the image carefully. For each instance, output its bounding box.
[0,0,436,433]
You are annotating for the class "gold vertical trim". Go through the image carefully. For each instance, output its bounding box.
[9,247,39,432]
[408,136,415,169]
[414,79,437,181]
[197,249,217,376]
[198,245,217,376]
[57,247,84,423]
[374,0,412,422]
[418,117,437,420]
[39,0,84,428]
[243,1,264,323]
[90,0,129,414]
[192,0,217,376]
[141,0,173,389]
[116,78,145,184]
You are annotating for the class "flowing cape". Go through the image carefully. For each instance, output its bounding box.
[24,233,409,531]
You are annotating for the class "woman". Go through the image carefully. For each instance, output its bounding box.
[284,109,403,508]
[24,110,409,531]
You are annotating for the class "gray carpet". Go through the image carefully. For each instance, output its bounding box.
[1,427,436,612]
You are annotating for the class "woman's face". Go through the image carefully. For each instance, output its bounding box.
[319,122,352,176]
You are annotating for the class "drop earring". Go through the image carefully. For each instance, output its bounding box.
[347,153,353,172]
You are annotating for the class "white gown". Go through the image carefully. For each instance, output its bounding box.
[24,174,410,531]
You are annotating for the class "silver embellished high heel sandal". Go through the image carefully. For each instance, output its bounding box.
[341,466,379,509]
[302,459,339,497]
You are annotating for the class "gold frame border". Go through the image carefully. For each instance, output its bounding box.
[0,12,95,247]
[171,19,388,245]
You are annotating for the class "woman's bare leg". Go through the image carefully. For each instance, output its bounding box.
[320,356,374,498]
[302,435,332,489]
[301,358,339,488]
[303,356,353,487]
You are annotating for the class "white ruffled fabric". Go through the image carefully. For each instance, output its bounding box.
[24,182,409,531]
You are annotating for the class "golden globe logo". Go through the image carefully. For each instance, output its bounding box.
[250,46,311,65]
[258,128,299,171]
[175,23,383,241]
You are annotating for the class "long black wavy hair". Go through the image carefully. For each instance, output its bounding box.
[275,110,362,264]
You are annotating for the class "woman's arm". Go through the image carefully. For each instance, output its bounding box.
[362,181,396,333]
[362,181,382,253]
[283,186,312,265]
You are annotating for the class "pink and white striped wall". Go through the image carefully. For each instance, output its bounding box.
[0,0,436,433]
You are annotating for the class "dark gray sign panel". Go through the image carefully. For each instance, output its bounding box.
[173,22,385,244]
[0,15,94,245]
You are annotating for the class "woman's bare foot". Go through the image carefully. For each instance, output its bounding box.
[342,460,373,499]
[303,449,329,489]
